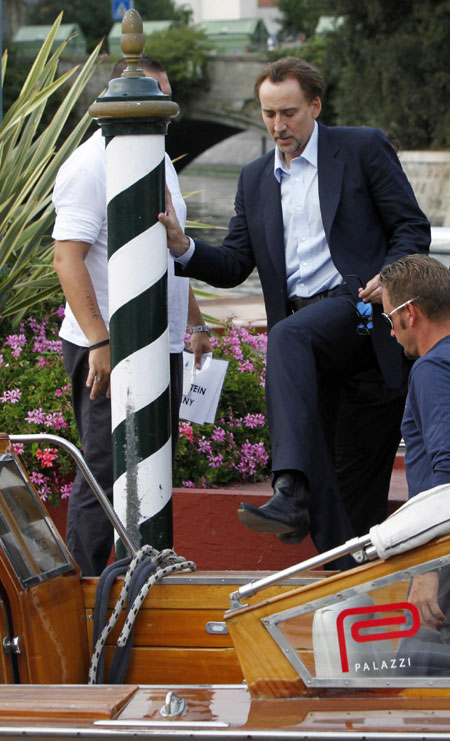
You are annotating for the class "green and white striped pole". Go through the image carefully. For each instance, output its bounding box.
[89,10,179,558]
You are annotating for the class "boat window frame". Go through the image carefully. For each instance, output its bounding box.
[262,553,450,689]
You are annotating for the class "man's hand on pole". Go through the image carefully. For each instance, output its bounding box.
[158,186,190,257]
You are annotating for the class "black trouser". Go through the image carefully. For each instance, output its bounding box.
[62,340,183,576]
[290,286,405,534]
[335,368,405,537]
[266,290,406,569]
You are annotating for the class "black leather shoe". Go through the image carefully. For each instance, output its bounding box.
[237,472,310,542]
[277,529,305,544]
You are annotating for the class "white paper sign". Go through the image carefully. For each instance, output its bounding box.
[179,351,228,424]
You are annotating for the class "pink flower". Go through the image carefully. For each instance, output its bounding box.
[33,338,62,354]
[37,357,47,367]
[5,334,26,355]
[11,443,24,455]
[25,408,46,425]
[179,421,194,441]
[244,413,265,428]
[182,480,195,488]
[57,306,65,319]
[1,389,22,404]
[238,359,254,373]
[36,448,58,468]
[207,453,224,468]
[44,412,67,430]
[211,426,226,442]
[235,440,269,476]
[29,472,52,501]
[60,482,73,499]
[198,439,212,454]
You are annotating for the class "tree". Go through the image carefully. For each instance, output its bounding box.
[26,0,112,52]
[143,25,212,104]
[277,0,322,39]
[136,0,191,24]
[26,0,190,52]
[322,0,450,149]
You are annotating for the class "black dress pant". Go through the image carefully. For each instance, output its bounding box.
[335,368,406,536]
[266,291,406,569]
[62,339,183,576]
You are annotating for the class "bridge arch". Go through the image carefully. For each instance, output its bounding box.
[166,112,265,171]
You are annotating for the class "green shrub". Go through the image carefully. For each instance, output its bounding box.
[144,25,212,104]
[174,324,271,488]
[0,305,78,504]
[1,313,270,501]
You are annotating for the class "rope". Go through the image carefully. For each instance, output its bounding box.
[88,546,196,684]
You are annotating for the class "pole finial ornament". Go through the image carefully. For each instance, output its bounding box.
[120,9,145,78]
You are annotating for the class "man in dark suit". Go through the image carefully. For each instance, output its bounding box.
[159,57,430,568]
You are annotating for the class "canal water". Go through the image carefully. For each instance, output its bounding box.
[178,166,263,298]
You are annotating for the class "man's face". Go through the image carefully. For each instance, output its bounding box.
[143,68,171,96]
[382,288,419,360]
[259,76,321,165]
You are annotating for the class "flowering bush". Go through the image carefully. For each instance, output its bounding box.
[174,324,271,488]
[1,310,270,501]
[0,307,78,504]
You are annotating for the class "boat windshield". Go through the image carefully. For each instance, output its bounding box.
[0,454,73,588]
[263,554,450,688]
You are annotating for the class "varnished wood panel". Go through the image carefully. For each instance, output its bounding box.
[95,608,233,648]
[0,685,138,719]
[102,645,243,684]
[22,573,90,684]
[81,572,325,610]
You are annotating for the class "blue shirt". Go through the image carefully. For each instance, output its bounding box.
[402,335,450,497]
[273,122,343,299]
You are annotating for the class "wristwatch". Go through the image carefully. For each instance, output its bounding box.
[189,324,211,335]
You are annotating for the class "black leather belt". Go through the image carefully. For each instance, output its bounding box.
[289,284,348,313]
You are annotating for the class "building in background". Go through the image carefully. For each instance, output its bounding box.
[108,19,175,55]
[199,18,269,54]
[173,0,281,37]
[13,22,86,57]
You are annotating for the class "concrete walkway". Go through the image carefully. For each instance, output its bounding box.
[198,294,266,328]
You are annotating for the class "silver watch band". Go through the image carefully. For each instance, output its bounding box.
[189,324,211,335]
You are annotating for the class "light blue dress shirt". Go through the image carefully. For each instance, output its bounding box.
[274,122,343,300]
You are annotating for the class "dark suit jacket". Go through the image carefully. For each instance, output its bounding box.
[181,124,430,387]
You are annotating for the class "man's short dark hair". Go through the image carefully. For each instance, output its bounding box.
[380,255,450,321]
[254,56,324,103]
[110,56,165,80]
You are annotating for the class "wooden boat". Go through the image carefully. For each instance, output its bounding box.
[1,430,450,739]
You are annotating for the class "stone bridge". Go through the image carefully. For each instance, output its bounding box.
[166,55,267,168]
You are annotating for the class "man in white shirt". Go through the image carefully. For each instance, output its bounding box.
[53,58,210,575]
[159,56,430,569]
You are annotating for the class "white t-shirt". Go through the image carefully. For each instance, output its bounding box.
[52,129,189,353]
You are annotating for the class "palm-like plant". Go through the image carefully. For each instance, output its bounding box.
[0,15,101,326]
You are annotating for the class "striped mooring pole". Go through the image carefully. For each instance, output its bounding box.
[89,10,179,558]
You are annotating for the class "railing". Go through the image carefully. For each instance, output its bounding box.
[9,433,138,558]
